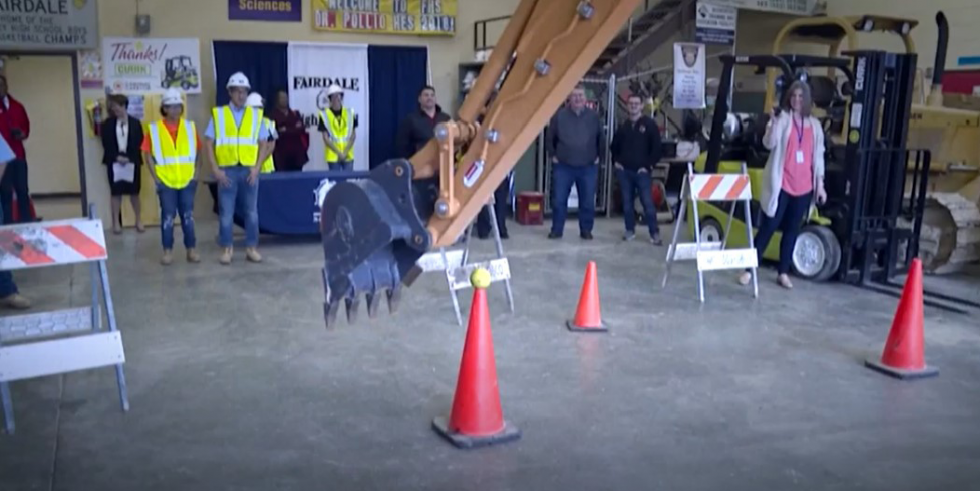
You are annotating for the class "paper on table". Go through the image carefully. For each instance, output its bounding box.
[112,163,135,183]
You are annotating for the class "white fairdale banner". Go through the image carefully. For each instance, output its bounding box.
[102,37,203,94]
[287,42,371,171]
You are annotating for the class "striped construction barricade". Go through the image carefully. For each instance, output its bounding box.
[0,205,128,434]
[662,163,760,302]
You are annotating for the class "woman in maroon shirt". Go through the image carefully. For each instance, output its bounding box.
[269,89,309,172]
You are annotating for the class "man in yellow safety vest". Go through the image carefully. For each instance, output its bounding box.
[246,92,277,174]
[317,84,357,171]
[202,72,273,265]
[142,87,201,265]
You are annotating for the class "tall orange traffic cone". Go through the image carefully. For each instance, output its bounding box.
[432,268,521,449]
[567,261,609,332]
[864,259,939,380]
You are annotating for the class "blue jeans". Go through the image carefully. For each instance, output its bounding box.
[616,167,659,237]
[551,163,598,236]
[328,160,353,172]
[158,180,197,250]
[218,166,259,248]
[753,190,812,275]
[0,201,18,297]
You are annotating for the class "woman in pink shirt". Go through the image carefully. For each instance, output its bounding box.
[739,81,827,289]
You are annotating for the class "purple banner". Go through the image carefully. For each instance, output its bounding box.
[229,0,302,22]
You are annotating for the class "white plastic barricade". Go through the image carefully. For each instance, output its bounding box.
[412,202,514,326]
[662,163,759,302]
[0,205,129,434]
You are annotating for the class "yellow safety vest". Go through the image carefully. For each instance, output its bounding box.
[213,105,261,167]
[149,118,197,189]
[261,117,275,173]
[320,107,353,163]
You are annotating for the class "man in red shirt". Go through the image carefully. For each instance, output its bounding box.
[0,76,33,223]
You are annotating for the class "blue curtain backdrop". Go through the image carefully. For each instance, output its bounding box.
[367,45,428,169]
[212,40,288,106]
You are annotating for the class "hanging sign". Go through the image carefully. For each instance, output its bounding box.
[695,2,737,46]
[311,0,457,36]
[229,0,303,22]
[0,0,99,51]
[673,43,707,110]
[102,37,203,95]
[699,0,818,15]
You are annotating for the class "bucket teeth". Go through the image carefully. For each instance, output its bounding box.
[387,286,402,314]
[366,290,383,319]
[345,297,361,324]
[324,300,341,330]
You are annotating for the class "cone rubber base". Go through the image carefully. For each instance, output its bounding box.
[864,358,939,380]
[566,319,609,333]
[432,416,521,449]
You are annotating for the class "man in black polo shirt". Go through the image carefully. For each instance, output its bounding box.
[395,85,451,159]
[611,94,663,245]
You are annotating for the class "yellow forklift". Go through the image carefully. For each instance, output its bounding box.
[160,55,200,91]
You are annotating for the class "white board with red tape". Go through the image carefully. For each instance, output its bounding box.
[0,219,107,271]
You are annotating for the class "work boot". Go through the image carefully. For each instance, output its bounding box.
[777,274,794,290]
[161,249,174,266]
[623,231,636,241]
[186,248,201,263]
[0,293,31,310]
[245,248,262,263]
[650,233,663,246]
[738,271,753,286]
[580,231,594,240]
[220,247,233,265]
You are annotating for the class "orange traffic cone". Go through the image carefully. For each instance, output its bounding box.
[864,259,939,380]
[432,268,521,449]
[567,261,608,332]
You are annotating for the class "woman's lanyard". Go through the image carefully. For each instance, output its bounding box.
[793,114,805,164]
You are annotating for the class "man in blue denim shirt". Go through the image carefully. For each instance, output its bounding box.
[0,131,31,309]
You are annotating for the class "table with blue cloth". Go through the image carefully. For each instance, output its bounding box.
[223,170,369,236]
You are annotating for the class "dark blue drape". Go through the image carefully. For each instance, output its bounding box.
[212,40,288,107]
[367,45,428,169]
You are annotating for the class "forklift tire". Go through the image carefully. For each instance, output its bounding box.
[792,225,841,282]
[699,217,724,243]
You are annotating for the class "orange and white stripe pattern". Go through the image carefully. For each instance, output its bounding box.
[0,219,107,271]
[689,173,751,202]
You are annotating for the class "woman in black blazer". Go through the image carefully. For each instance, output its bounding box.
[101,94,145,234]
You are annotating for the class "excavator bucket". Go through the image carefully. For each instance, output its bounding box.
[319,159,434,328]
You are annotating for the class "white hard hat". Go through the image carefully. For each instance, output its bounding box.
[326,84,343,97]
[227,72,251,89]
[245,92,263,107]
[161,88,183,106]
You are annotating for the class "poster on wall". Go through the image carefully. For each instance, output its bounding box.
[287,42,370,171]
[102,37,202,95]
[673,43,707,110]
[312,0,456,36]
[79,49,103,89]
[0,0,99,51]
[229,0,302,22]
[695,2,737,46]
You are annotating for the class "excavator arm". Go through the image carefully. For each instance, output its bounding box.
[318,0,641,327]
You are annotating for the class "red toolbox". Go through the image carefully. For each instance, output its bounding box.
[516,191,544,225]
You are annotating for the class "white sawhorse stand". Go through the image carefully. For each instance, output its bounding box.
[663,163,760,302]
[0,205,128,434]
[414,201,514,326]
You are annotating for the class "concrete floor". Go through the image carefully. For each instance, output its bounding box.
[2,210,980,491]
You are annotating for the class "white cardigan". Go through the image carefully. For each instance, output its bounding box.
[760,111,826,218]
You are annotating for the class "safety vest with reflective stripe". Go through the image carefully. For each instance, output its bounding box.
[320,107,353,163]
[261,117,275,173]
[149,118,197,189]
[213,105,261,167]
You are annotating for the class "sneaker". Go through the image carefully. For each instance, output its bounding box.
[650,234,663,246]
[161,250,174,266]
[548,231,562,239]
[0,293,31,310]
[186,248,201,263]
[245,248,263,263]
[738,271,753,285]
[500,230,510,240]
[623,231,636,241]
[777,274,794,289]
[219,248,233,265]
[580,231,594,240]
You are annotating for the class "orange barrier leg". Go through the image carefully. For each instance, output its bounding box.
[567,261,609,332]
[864,259,939,380]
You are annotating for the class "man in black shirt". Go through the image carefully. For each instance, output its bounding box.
[395,85,451,159]
[611,94,663,245]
